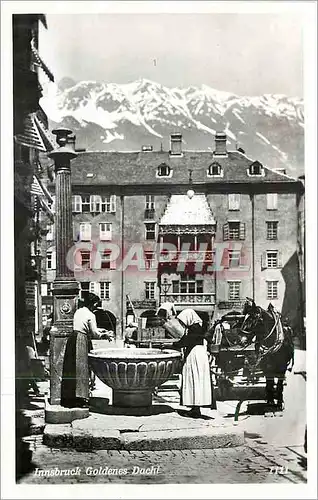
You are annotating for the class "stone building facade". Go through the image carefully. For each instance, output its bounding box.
[42,132,304,339]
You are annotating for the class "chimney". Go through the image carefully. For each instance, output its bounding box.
[170,133,182,155]
[214,131,227,156]
[67,134,76,151]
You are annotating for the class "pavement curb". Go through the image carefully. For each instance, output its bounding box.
[43,422,244,451]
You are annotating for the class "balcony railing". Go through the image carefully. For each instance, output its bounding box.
[160,293,215,305]
[160,250,214,264]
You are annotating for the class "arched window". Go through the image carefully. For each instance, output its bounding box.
[249,160,263,176]
[157,163,171,177]
[208,162,222,176]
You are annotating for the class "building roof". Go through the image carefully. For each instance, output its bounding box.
[69,150,298,187]
[160,194,216,226]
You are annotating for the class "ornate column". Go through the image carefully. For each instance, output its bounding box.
[48,128,79,405]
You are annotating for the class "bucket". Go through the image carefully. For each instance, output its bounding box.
[138,317,147,329]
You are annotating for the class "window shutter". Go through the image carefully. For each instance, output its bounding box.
[72,195,82,212]
[87,224,91,241]
[223,223,229,241]
[239,222,246,240]
[89,282,100,296]
[73,225,79,242]
[277,251,283,268]
[222,248,229,269]
[228,193,240,210]
[261,252,267,269]
[110,255,116,270]
[110,195,116,212]
[80,223,91,241]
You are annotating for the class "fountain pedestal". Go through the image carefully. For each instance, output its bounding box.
[113,389,152,408]
[89,348,181,410]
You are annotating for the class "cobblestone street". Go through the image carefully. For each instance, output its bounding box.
[19,437,306,484]
[17,349,307,486]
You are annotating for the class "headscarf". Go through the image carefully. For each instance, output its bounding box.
[156,302,176,315]
[177,308,203,327]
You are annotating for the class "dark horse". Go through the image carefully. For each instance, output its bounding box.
[242,298,294,410]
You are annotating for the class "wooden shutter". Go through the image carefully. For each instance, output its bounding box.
[72,195,82,212]
[222,248,229,269]
[223,223,229,241]
[110,195,116,212]
[80,223,91,241]
[261,252,267,269]
[239,222,246,240]
[277,251,283,268]
[228,193,240,210]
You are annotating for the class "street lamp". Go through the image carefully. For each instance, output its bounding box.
[187,169,195,199]
[161,277,171,300]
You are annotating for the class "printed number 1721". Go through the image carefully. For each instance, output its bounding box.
[269,466,289,474]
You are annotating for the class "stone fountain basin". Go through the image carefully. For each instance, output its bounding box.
[88,348,181,407]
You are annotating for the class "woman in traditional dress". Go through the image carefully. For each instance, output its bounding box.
[61,293,112,408]
[171,308,216,418]
[156,301,177,321]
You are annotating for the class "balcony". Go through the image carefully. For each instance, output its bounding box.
[160,250,214,264]
[160,293,215,306]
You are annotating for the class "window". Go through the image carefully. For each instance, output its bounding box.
[46,251,52,270]
[80,251,91,268]
[82,196,90,213]
[99,223,112,241]
[46,224,54,241]
[228,281,241,300]
[144,251,155,270]
[223,222,246,240]
[90,195,102,213]
[174,276,204,294]
[228,193,240,211]
[80,282,90,299]
[249,160,263,176]
[145,223,156,240]
[79,223,91,241]
[100,249,115,269]
[72,195,82,213]
[228,250,240,268]
[101,195,116,213]
[145,195,155,210]
[267,251,278,268]
[157,163,171,177]
[267,193,278,210]
[145,282,155,299]
[208,162,222,176]
[89,282,98,294]
[267,221,278,240]
[100,282,110,300]
[267,281,278,300]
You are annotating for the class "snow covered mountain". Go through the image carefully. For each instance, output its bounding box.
[40,78,304,177]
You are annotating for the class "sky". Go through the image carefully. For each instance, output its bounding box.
[39,12,303,97]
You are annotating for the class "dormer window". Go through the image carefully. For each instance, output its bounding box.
[157,163,171,177]
[249,160,264,176]
[207,162,223,177]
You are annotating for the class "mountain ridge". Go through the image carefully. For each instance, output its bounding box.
[40,78,304,178]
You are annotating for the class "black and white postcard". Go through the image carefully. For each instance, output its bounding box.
[1,1,317,499]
